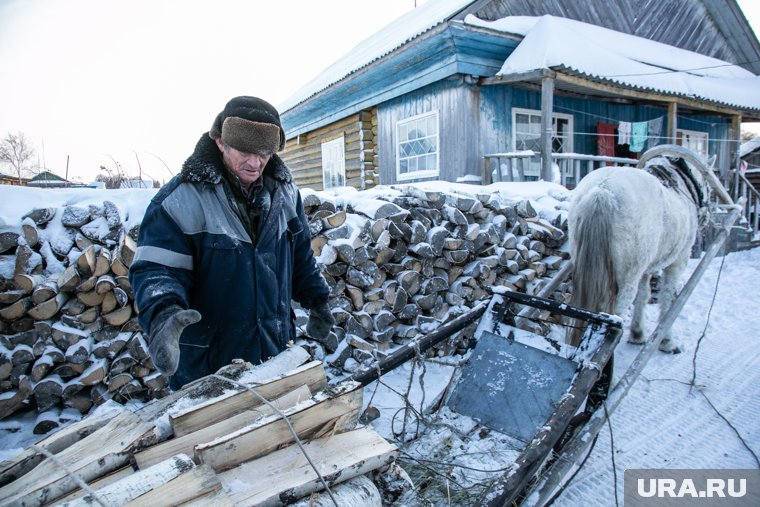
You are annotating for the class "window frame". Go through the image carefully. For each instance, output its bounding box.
[396,110,440,181]
[676,128,709,158]
[511,108,574,177]
[321,136,346,190]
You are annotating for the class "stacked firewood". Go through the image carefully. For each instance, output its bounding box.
[0,201,160,425]
[0,347,400,506]
[298,185,570,371]
[0,185,570,422]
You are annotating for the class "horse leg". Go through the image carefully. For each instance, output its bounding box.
[627,273,651,344]
[657,258,689,353]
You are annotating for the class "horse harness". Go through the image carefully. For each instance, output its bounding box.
[645,156,704,209]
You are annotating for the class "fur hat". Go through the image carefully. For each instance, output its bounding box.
[209,96,285,153]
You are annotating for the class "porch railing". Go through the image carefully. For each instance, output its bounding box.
[731,169,760,238]
[483,151,638,187]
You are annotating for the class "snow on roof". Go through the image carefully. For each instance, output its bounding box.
[465,14,760,111]
[740,136,760,157]
[278,0,473,113]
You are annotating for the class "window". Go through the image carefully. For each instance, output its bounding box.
[321,136,345,189]
[512,108,574,178]
[396,111,439,181]
[677,129,708,158]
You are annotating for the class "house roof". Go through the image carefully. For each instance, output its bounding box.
[740,136,760,157]
[278,0,473,113]
[470,15,760,112]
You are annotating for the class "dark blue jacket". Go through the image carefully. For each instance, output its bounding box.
[129,134,329,389]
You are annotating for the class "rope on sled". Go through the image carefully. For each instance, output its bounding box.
[30,444,109,507]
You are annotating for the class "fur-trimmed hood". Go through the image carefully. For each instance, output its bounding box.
[180,133,292,185]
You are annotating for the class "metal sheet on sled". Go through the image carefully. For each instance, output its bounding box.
[447,329,578,443]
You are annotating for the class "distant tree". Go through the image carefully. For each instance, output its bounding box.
[0,131,36,182]
[741,129,758,142]
[95,165,123,189]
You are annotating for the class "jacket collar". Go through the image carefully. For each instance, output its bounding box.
[180,133,292,185]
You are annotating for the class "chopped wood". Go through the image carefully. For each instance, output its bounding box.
[76,245,96,276]
[0,230,19,254]
[121,234,137,267]
[76,289,105,307]
[0,290,26,305]
[0,410,153,506]
[56,265,81,293]
[93,247,112,277]
[27,292,68,320]
[219,426,397,505]
[33,408,61,435]
[95,274,115,294]
[195,380,363,471]
[122,463,226,507]
[0,297,30,321]
[0,376,31,420]
[21,221,39,249]
[30,278,59,305]
[30,346,64,382]
[103,306,132,327]
[134,384,311,469]
[0,410,114,487]
[76,274,96,293]
[170,359,326,438]
[13,274,45,294]
[61,454,197,507]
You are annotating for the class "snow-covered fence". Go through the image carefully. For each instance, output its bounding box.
[0,182,572,424]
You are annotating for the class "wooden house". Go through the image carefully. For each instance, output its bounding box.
[741,136,760,189]
[278,0,760,190]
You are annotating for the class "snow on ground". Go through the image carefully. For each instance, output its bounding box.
[553,247,760,506]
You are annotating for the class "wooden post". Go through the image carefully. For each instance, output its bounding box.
[732,114,742,197]
[667,102,678,143]
[540,76,555,182]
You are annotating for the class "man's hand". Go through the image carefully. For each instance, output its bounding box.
[148,306,201,376]
[306,302,335,341]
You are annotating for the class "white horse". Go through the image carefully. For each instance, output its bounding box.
[567,153,709,352]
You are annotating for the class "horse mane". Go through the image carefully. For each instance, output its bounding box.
[644,156,705,209]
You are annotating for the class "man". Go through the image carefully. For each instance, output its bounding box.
[129,96,335,390]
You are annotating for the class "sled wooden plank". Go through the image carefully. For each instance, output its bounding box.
[59,454,195,507]
[0,410,114,486]
[122,463,224,506]
[134,384,312,469]
[219,426,397,506]
[196,381,363,472]
[170,359,327,437]
[0,410,153,506]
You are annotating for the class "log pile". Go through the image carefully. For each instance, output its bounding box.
[0,184,571,422]
[298,185,570,372]
[0,347,400,506]
[0,200,155,423]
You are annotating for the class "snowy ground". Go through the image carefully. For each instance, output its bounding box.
[355,246,760,505]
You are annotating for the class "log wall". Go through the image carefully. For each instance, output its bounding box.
[280,108,379,191]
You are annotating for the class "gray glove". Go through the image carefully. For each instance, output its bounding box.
[306,302,335,341]
[148,305,201,376]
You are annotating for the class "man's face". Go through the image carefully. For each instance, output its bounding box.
[216,138,271,189]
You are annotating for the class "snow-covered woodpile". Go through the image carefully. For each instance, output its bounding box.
[0,347,402,506]
[298,184,571,372]
[0,183,571,425]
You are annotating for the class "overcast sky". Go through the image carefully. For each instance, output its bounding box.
[0,0,758,183]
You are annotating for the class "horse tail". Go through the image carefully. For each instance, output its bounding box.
[568,187,618,346]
